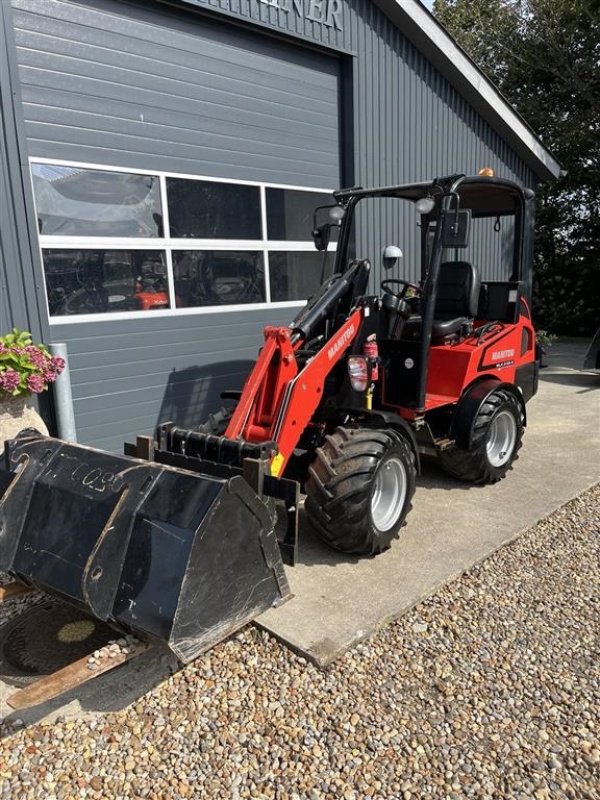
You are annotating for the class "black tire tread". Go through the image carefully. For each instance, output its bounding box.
[305,426,416,556]
[440,388,524,484]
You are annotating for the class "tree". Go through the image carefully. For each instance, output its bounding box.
[434,0,600,336]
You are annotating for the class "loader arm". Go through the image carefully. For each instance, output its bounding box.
[225,307,364,476]
[223,259,370,475]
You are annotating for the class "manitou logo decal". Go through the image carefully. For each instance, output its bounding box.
[328,325,355,360]
[491,349,515,361]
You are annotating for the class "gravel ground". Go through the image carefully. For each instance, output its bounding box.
[0,484,598,800]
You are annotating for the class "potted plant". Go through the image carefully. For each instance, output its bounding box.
[535,329,557,368]
[0,328,65,445]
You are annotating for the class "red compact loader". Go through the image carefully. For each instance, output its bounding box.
[0,173,538,663]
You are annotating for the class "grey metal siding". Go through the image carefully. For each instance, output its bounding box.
[50,308,294,449]
[12,0,341,186]
[0,1,47,339]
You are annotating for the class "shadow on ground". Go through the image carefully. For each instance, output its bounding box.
[539,369,598,391]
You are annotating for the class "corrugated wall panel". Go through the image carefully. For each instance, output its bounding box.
[51,307,294,448]
[12,0,341,186]
[0,2,46,338]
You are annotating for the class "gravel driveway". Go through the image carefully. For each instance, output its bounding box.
[1,485,598,800]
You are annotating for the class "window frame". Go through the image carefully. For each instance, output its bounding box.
[30,157,336,324]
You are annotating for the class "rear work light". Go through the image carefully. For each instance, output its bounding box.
[348,355,369,392]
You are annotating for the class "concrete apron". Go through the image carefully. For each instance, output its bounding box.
[0,340,597,724]
[257,339,600,665]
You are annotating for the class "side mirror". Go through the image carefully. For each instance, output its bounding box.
[382,245,403,269]
[312,224,331,252]
[440,208,471,248]
[312,204,345,251]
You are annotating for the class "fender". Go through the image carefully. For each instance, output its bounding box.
[339,408,421,474]
[450,378,526,450]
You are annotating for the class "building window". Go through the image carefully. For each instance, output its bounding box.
[42,250,169,316]
[266,188,336,241]
[167,179,261,239]
[268,252,325,302]
[172,251,265,307]
[31,165,162,237]
[31,160,334,321]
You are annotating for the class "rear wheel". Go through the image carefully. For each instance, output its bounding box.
[305,427,416,556]
[439,388,524,484]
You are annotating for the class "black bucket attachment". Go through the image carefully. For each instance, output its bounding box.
[0,431,290,663]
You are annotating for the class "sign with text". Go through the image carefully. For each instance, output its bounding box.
[257,0,343,30]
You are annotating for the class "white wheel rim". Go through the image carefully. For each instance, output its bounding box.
[370,456,407,532]
[486,410,517,467]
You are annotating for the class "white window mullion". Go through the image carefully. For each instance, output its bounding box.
[259,185,271,304]
[168,239,264,250]
[159,174,171,241]
[37,237,169,249]
[263,250,272,304]
[265,242,337,251]
[164,249,177,311]
[159,175,177,310]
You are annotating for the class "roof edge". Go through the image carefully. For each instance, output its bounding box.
[372,0,561,182]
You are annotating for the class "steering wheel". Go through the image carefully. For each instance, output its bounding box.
[380,279,421,299]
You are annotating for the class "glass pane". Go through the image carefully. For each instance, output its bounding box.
[266,188,335,241]
[269,251,325,302]
[173,251,265,307]
[32,165,162,237]
[43,250,169,316]
[167,179,261,239]
[461,215,515,281]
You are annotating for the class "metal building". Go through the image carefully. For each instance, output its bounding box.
[0,0,559,451]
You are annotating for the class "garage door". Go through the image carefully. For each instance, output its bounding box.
[12,0,341,186]
[11,0,342,451]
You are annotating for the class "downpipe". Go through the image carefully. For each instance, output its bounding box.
[49,342,77,442]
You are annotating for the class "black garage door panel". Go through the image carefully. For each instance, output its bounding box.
[12,0,341,186]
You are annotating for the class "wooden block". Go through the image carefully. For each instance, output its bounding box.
[135,435,154,461]
[0,582,34,603]
[6,640,150,711]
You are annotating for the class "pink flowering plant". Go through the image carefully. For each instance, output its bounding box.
[0,328,65,398]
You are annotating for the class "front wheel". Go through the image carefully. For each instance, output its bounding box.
[305,427,416,556]
[439,388,524,484]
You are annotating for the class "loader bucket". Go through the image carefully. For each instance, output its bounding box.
[0,431,290,663]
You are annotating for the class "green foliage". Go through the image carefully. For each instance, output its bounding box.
[535,328,557,348]
[0,328,65,398]
[434,0,600,336]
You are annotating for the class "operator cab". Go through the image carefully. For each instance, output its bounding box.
[327,172,535,409]
[336,169,533,344]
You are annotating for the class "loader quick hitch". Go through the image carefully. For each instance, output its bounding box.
[136,423,300,567]
[0,430,292,662]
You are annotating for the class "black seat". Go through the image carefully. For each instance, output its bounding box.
[405,260,481,340]
[432,260,481,337]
